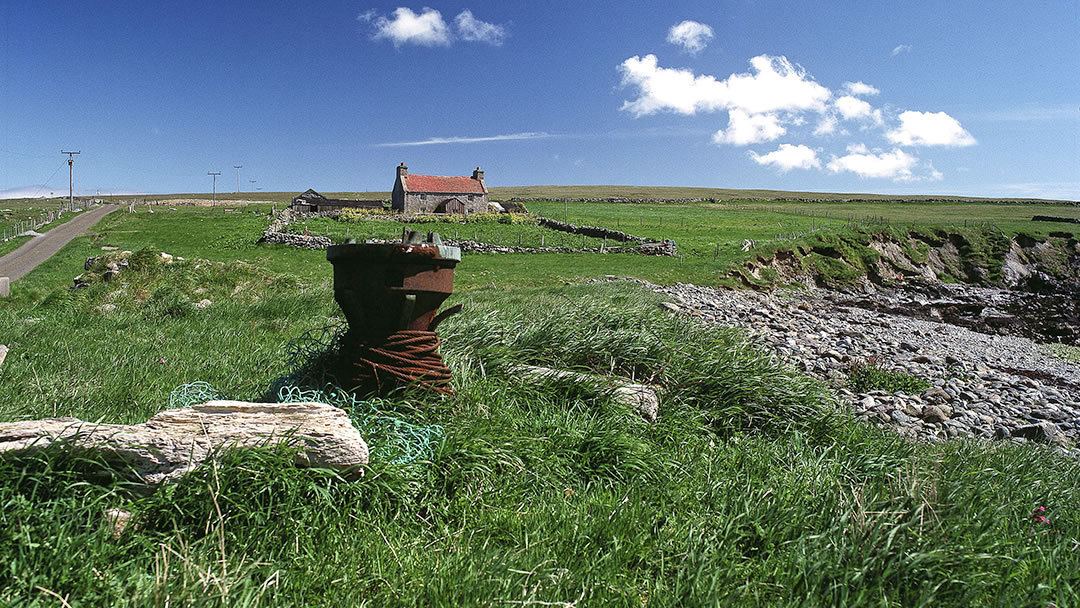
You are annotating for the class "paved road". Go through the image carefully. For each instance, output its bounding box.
[0,205,119,283]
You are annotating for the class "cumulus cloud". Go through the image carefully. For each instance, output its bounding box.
[713,110,786,145]
[834,95,883,124]
[891,44,912,56]
[615,49,975,180]
[886,110,976,146]
[363,7,450,47]
[750,144,821,172]
[361,7,506,47]
[667,20,714,54]
[843,81,879,96]
[455,9,506,45]
[618,54,830,118]
[827,144,919,180]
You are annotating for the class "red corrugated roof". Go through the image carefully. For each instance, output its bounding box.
[404,174,486,194]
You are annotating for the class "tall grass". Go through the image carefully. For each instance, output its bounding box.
[2,263,1078,606]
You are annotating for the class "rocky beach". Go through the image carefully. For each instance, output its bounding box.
[649,279,1080,452]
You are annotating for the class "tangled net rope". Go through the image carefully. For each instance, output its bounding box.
[169,381,223,409]
[353,330,454,395]
[167,322,445,466]
[277,385,443,465]
[265,322,347,397]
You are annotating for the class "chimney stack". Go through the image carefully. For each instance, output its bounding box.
[397,162,408,178]
[472,166,484,181]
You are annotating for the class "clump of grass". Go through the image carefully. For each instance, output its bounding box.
[144,285,193,319]
[125,247,165,272]
[1047,344,1080,364]
[439,282,835,437]
[847,356,932,393]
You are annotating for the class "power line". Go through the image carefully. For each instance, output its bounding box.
[29,160,69,199]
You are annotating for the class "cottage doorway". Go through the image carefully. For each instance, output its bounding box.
[435,198,466,214]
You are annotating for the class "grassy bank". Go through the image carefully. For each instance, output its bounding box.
[2,269,1079,606]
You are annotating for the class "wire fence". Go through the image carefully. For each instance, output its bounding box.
[1,198,102,243]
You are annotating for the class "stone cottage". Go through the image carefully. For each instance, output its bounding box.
[391,163,488,214]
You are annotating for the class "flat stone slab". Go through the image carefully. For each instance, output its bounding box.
[0,400,369,485]
[513,364,660,422]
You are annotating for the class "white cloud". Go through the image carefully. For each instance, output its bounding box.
[891,44,912,56]
[713,110,785,145]
[364,7,451,47]
[750,143,821,172]
[0,186,138,200]
[967,104,1079,122]
[0,185,53,200]
[843,81,879,96]
[666,20,714,54]
[994,181,1080,200]
[618,54,831,118]
[834,95,883,124]
[886,110,976,146]
[827,146,919,180]
[375,132,553,146]
[813,114,839,136]
[454,9,507,45]
[615,50,976,178]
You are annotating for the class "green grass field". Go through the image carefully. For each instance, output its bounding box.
[0,195,1078,606]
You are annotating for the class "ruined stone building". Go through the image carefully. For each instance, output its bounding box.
[290,189,387,213]
[391,163,488,214]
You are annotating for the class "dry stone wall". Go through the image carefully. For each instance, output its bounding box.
[259,208,333,249]
[506,196,1078,206]
[536,217,645,243]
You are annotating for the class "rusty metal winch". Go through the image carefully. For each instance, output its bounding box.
[326,230,461,395]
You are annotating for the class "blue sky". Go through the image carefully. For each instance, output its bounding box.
[1,1,1077,200]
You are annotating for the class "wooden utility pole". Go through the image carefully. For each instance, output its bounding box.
[61,151,80,210]
[208,171,221,206]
